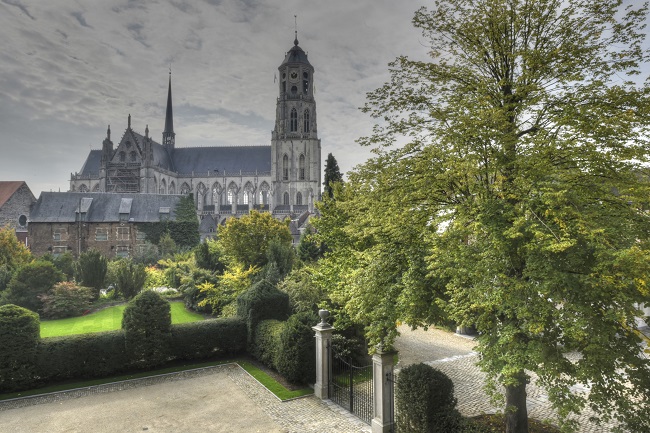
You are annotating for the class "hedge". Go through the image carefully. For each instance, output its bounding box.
[237,278,290,347]
[170,318,247,361]
[122,291,171,368]
[0,305,40,392]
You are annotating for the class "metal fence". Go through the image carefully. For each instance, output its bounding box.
[329,347,374,425]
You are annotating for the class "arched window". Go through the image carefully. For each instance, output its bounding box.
[299,154,305,180]
[120,151,126,162]
[283,154,289,180]
[243,191,250,205]
[130,151,137,162]
[283,192,290,206]
[169,182,175,194]
[303,109,310,133]
[291,85,297,96]
[79,184,89,193]
[160,179,166,194]
[227,189,234,204]
[303,72,309,93]
[296,192,302,205]
[290,108,298,132]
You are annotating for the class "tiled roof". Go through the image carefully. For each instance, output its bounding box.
[30,192,184,223]
[0,181,27,208]
[79,150,102,177]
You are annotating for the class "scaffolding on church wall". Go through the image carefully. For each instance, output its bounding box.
[107,164,140,193]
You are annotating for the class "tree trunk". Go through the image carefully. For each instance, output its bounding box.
[505,371,529,433]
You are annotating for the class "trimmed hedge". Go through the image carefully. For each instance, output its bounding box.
[0,305,40,392]
[170,318,247,361]
[253,312,316,384]
[237,278,290,347]
[122,291,171,368]
[396,363,462,433]
[37,330,129,383]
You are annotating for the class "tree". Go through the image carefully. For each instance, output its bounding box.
[5,260,64,312]
[217,210,293,268]
[320,1,650,432]
[194,239,225,274]
[323,153,343,198]
[296,224,322,262]
[114,259,147,300]
[0,225,32,292]
[122,290,171,368]
[39,281,94,319]
[74,249,107,299]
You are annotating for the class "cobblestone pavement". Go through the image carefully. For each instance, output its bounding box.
[0,363,370,433]
[394,325,621,433]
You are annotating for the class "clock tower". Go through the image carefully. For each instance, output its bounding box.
[271,33,321,212]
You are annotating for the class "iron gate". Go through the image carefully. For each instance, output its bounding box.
[328,343,374,424]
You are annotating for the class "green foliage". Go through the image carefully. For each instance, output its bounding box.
[5,260,64,312]
[278,265,323,314]
[237,278,291,349]
[39,282,94,319]
[42,252,75,281]
[396,363,462,433]
[194,239,225,274]
[74,249,107,299]
[217,210,293,268]
[0,225,32,283]
[297,225,322,262]
[253,319,285,366]
[0,304,40,392]
[275,312,317,383]
[198,264,257,316]
[37,330,129,382]
[169,317,246,361]
[131,242,160,265]
[122,290,172,368]
[144,265,167,290]
[176,194,199,221]
[114,258,147,299]
[317,0,650,431]
[265,237,295,280]
[158,231,178,257]
[323,152,343,199]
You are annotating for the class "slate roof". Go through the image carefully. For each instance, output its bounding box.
[78,150,102,177]
[0,181,27,208]
[172,146,271,175]
[130,132,174,171]
[30,192,184,223]
[281,40,311,67]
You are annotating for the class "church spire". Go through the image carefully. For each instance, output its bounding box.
[162,70,176,151]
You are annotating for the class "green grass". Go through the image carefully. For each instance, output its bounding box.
[0,359,312,402]
[40,301,204,338]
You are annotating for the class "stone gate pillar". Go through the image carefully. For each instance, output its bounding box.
[312,309,333,399]
[372,350,396,433]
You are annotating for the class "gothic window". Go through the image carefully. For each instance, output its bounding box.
[180,183,190,195]
[227,189,234,204]
[283,192,290,206]
[303,109,310,133]
[290,108,298,132]
[130,151,137,162]
[212,182,223,204]
[299,154,305,180]
[120,152,126,162]
[92,184,100,192]
[169,181,175,194]
[160,179,166,194]
[79,184,89,193]
[296,192,303,205]
[243,191,249,205]
[283,154,289,180]
[259,182,270,205]
[291,85,297,96]
[303,72,309,93]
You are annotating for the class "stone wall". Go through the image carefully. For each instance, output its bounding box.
[0,184,36,230]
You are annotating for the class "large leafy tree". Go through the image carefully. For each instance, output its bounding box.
[0,226,32,292]
[74,249,107,299]
[319,1,650,432]
[323,153,343,198]
[217,210,292,269]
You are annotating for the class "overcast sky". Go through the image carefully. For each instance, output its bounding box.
[0,0,432,197]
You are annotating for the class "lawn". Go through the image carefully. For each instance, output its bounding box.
[40,301,204,338]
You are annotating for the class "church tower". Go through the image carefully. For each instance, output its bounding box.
[162,72,175,152]
[271,32,321,211]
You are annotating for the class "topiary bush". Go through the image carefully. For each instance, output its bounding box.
[275,311,317,384]
[253,319,284,367]
[0,304,40,392]
[122,290,171,368]
[236,278,290,346]
[170,317,247,360]
[396,363,463,433]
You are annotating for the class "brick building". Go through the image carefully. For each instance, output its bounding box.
[0,181,36,245]
[29,192,183,258]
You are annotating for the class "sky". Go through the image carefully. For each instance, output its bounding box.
[0,0,431,197]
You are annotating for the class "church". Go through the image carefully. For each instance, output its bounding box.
[70,34,321,226]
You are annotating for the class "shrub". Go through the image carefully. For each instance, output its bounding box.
[237,278,290,346]
[122,291,171,368]
[0,304,40,392]
[74,250,107,299]
[5,260,64,312]
[114,258,147,299]
[253,319,284,366]
[170,318,247,360]
[37,330,128,382]
[275,311,317,383]
[396,363,462,433]
[39,282,94,319]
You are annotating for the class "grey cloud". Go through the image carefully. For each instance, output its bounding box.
[1,0,35,20]
[126,22,150,48]
[71,11,92,28]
